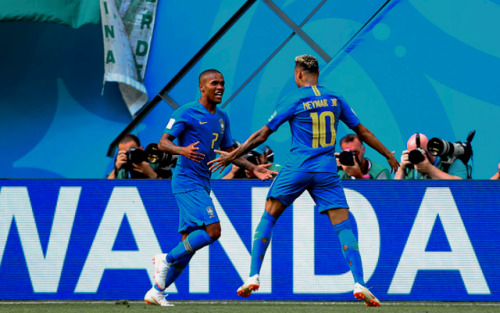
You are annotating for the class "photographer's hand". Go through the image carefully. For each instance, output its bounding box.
[394,150,410,180]
[107,151,128,179]
[334,152,343,171]
[132,161,159,179]
[342,158,364,179]
[414,153,432,174]
[399,150,410,169]
[115,151,128,171]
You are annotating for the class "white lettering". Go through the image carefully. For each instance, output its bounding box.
[389,187,490,294]
[190,189,273,294]
[75,187,170,293]
[293,189,380,293]
[0,187,79,292]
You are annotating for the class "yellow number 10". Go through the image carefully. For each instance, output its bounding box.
[310,111,336,148]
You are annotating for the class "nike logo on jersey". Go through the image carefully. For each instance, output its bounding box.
[199,121,208,125]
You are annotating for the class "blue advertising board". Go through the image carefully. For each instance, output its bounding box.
[0,180,499,301]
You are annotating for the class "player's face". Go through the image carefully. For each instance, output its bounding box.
[200,73,225,104]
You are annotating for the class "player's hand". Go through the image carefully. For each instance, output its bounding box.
[181,141,205,163]
[208,149,234,173]
[115,151,128,170]
[387,151,400,173]
[252,163,278,181]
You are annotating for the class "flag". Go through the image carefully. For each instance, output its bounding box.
[0,0,100,28]
[100,0,158,116]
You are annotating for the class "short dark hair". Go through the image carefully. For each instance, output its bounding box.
[119,134,141,147]
[295,55,319,74]
[340,134,361,145]
[199,69,222,83]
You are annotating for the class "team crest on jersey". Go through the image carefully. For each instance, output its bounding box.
[219,119,225,132]
[206,206,215,218]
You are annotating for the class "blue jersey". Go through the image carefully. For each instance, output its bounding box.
[165,101,234,193]
[266,85,360,172]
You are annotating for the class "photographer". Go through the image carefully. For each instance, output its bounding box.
[394,133,469,180]
[107,134,168,179]
[336,134,391,180]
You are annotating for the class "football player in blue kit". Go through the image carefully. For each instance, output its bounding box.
[209,55,399,307]
[144,69,276,306]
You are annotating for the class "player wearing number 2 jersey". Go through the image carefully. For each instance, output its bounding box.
[209,55,399,307]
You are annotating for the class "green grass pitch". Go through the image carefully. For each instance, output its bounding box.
[1,301,500,313]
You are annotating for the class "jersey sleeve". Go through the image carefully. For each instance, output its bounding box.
[164,107,189,138]
[266,95,296,131]
[338,95,360,129]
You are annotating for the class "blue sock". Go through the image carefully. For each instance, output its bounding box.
[154,254,194,291]
[333,219,365,285]
[250,210,277,276]
[166,229,214,264]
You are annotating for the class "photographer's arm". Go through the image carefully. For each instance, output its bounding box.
[394,150,409,180]
[353,123,399,173]
[107,151,127,179]
[416,157,465,179]
[158,133,205,163]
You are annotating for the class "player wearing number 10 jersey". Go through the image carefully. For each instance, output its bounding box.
[209,55,399,307]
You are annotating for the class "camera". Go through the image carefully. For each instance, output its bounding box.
[338,150,358,166]
[427,130,475,164]
[145,143,178,168]
[243,151,260,165]
[125,147,147,164]
[408,148,426,165]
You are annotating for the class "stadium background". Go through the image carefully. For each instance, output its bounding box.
[0,0,500,303]
[0,0,499,179]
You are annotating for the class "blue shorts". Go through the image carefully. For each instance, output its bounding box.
[267,169,348,213]
[174,188,220,233]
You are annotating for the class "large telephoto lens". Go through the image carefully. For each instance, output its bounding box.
[427,138,449,156]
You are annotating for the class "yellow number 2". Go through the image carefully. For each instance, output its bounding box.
[310,111,336,148]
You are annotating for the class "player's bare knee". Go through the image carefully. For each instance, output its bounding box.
[206,224,221,241]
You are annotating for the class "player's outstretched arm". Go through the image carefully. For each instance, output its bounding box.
[353,123,400,173]
[212,147,277,181]
[158,133,205,163]
[209,125,274,172]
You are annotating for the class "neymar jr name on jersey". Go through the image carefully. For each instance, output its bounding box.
[302,98,337,110]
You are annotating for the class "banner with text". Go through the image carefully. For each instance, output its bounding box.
[0,180,498,301]
[100,0,158,116]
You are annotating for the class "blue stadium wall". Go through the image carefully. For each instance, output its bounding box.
[0,180,499,301]
[1,0,499,179]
